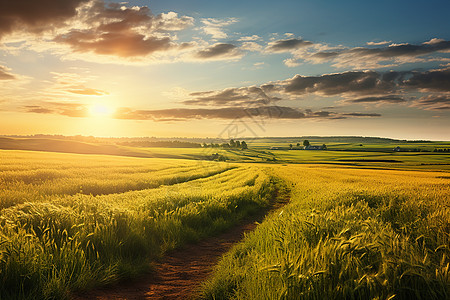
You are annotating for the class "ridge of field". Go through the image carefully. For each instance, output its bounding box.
[0,150,277,299]
[200,165,450,299]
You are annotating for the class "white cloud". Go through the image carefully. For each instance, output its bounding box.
[238,35,261,41]
[241,42,263,52]
[366,40,391,46]
[200,17,238,39]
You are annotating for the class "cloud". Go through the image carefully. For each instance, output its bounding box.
[0,65,16,80]
[200,17,237,39]
[411,94,450,110]
[266,38,313,53]
[341,113,382,117]
[24,106,54,114]
[153,12,194,31]
[281,70,399,96]
[55,31,172,57]
[345,95,407,104]
[283,58,301,67]
[238,35,261,41]
[112,106,379,121]
[403,67,450,92]
[0,0,89,39]
[194,43,242,60]
[280,68,450,97]
[46,72,108,97]
[23,101,382,122]
[367,41,391,46]
[53,2,177,58]
[299,38,450,68]
[24,102,89,117]
[184,86,281,106]
[240,42,263,52]
[66,87,108,95]
[183,67,449,112]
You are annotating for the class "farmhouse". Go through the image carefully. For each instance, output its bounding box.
[304,145,323,150]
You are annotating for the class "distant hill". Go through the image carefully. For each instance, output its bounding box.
[0,137,159,158]
[0,135,444,158]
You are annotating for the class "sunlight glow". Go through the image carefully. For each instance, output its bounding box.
[89,103,115,118]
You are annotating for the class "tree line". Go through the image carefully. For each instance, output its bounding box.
[203,139,248,150]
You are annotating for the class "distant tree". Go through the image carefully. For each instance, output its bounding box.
[229,139,236,148]
[236,140,241,148]
[322,144,327,150]
[296,143,300,147]
[289,144,293,149]
[303,140,310,147]
[241,141,248,149]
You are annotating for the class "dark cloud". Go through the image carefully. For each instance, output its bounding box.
[183,67,448,110]
[266,38,313,52]
[305,38,450,68]
[194,43,241,59]
[347,95,407,104]
[54,1,177,57]
[282,71,399,96]
[0,0,89,38]
[184,86,281,106]
[411,94,450,110]
[112,106,379,121]
[24,102,88,117]
[24,106,54,114]
[0,65,15,80]
[404,67,450,92]
[342,113,381,117]
[310,52,339,60]
[24,101,382,121]
[281,68,449,97]
[346,40,450,58]
[114,106,293,120]
[55,31,172,57]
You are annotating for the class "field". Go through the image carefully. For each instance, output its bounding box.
[0,150,275,299]
[201,165,450,299]
[0,140,449,299]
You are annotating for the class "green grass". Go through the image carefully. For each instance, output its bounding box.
[0,151,276,299]
[1,145,449,300]
[266,150,450,170]
[199,165,450,299]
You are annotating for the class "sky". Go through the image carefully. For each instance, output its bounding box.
[0,0,449,140]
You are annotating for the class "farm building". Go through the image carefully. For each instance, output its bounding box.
[304,145,324,150]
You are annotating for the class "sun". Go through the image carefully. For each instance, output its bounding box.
[89,103,115,118]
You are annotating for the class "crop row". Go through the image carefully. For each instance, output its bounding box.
[0,151,233,209]
[0,155,275,299]
[201,166,450,299]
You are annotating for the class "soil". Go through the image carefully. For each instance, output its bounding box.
[73,210,274,300]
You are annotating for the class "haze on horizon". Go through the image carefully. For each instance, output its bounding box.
[0,0,449,140]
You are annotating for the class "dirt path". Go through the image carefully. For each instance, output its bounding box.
[73,184,289,300]
[73,212,270,299]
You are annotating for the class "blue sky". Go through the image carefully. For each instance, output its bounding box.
[0,0,449,139]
